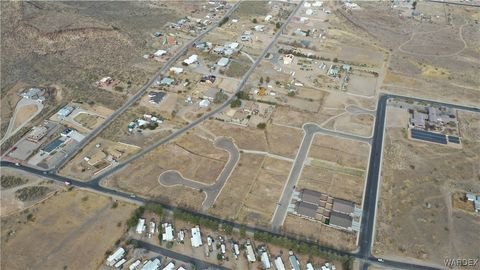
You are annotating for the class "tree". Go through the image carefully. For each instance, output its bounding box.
[257,123,266,129]
[240,225,247,237]
[230,99,242,108]
[259,77,264,84]
[236,90,249,100]
[252,18,258,23]
[224,224,233,235]
[287,91,295,97]
[275,22,282,29]
[265,76,270,83]
[214,91,228,104]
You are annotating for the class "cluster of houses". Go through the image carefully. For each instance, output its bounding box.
[128,114,163,132]
[106,246,185,270]
[293,189,360,232]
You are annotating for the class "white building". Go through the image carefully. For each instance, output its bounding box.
[234,244,240,257]
[129,260,141,270]
[246,242,256,262]
[114,258,127,268]
[261,250,271,269]
[191,226,203,247]
[141,258,161,270]
[162,262,175,270]
[150,221,156,235]
[199,99,210,108]
[306,262,315,270]
[274,257,285,270]
[183,54,198,65]
[136,218,146,234]
[106,247,125,266]
[162,223,174,241]
[154,50,167,57]
[178,230,185,242]
[217,57,230,67]
[264,15,272,21]
[254,25,265,32]
[170,67,184,74]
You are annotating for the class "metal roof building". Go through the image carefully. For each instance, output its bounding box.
[191,226,203,247]
[289,253,301,270]
[162,223,174,241]
[329,212,353,230]
[41,138,64,154]
[106,247,125,266]
[332,198,354,215]
[274,257,286,270]
[141,258,161,270]
[246,242,256,262]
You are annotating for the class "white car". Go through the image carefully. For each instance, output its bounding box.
[377,258,384,262]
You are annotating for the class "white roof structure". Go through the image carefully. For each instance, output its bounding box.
[265,15,272,21]
[234,244,240,255]
[57,106,74,117]
[154,50,167,57]
[115,258,127,268]
[141,259,161,270]
[217,57,230,67]
[106,247,125,266]
[254,25,265,31]
[170,67,184,74]
[306,262,315,270]
[261,251,271,269]
[129,260,141,270]
[274,257,286,270]
[68,130,85,143]
[191,226,203,247]
[199,99,210,108]
[183,54,198,65]
[321,262,336,270]
[246,243,256,262]
[162,262,175,270]
[221,244,226,254]
[136,218,146,234]
[162,223,174,241]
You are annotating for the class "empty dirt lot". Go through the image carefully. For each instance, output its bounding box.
[1,189,135,270]
[373,107,480,266]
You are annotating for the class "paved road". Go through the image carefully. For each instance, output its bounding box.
[427,0,480,7]
[52,1,242,172]
[132,240,230,270]
[90,0,306,183]
[159,137,239,210]
[271,122,371,230]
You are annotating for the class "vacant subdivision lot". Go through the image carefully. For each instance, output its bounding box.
[373,107,480,266]
[1,189,135,270]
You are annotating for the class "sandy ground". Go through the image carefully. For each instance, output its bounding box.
[373,107,480,266]
[1,189,136,270]
[12,104,38,131]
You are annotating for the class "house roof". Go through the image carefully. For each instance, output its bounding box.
[217,57,230,67]
[330,211,353,229]
[296,201,318,218]
[332,198,354,214]
[42,138,64,153]
[301,189,322,205]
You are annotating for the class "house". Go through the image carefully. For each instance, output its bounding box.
[57,106,74,117]
[162,262,175,270]
[150,221,156,235]
[96,76,113,87]
[294,28,307,36]
[241,34,251,41]
[154,50,167,57]
[162,223,174,241]
[246,241,256,262]
[178,230,185,242]
[149,91,166,104]
[200,75,216,84]
[153,32,163,37]
[20,87,44,99]
[299,40,311,47]
[195,41,212,51]
[329,212,353,230]
[274,257,286,270]
[158,77,175,86]
[466,192,480,212]
[332,198,354,215]
[169,67,184,74]
[26,125,48,143]
[141,258,161,270]
[260,249,271,269]
[300,189,322,205]
[129,260,141,270]
[342,64,352,72]
[411,111,427,129]
[114,259,127,268]
[106,247,125,266]
[183,54,198,66]
[328,66,340,77]
[306,8,313,15]
[321,262,336,270]
[40,138,64,154]
[199,99,210,108]
[283,54,294,65]
[264,15,272,21]
[203,88,219,101]
[217,57,230,67]
[191,226,203,247]
[296,201,318,219]
[306,263,315,270]
[254,25,266,32]
[288,251,301,270]
[136,218,146,234]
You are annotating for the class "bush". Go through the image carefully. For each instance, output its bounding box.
[287,91,295,97]
[236,91,249,100]
[127,206,145,228]
[1,175,28,189]
[252,18,258,23]
[257,123,266,129]
[112,201,119,208]
[15,186,50,201]
[240,225,246,238]
[214,91,228,104]
[230,99,242,108]
[219,16,229,27]
[145,203,163,217]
